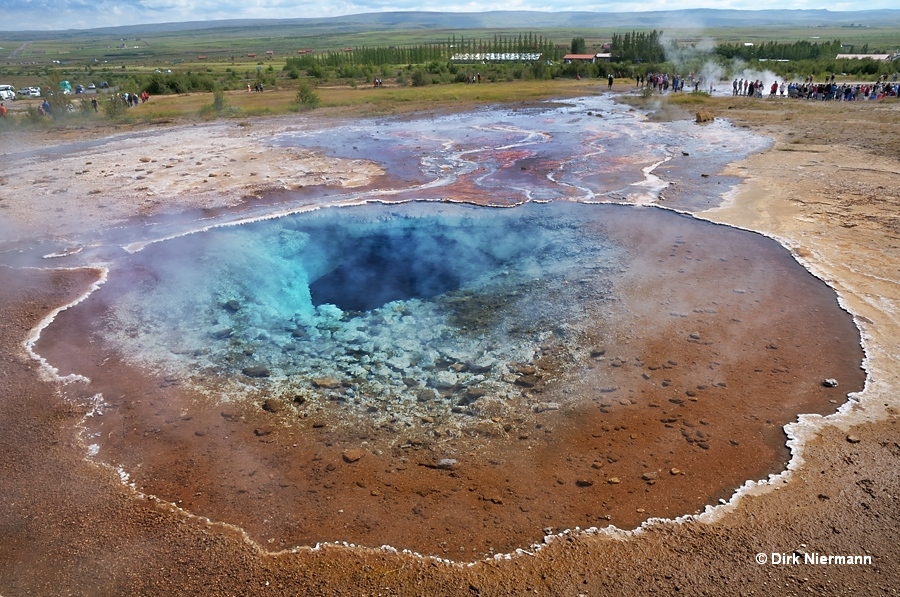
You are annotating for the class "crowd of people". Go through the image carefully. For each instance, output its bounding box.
[119,91,150,107]
[786,79,899,101]
[29,90,149,118]
[637,72,708,94]
[732,73,900,101]
[635,70,899,101]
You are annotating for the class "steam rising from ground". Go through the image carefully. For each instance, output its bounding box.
[661,30,782,91]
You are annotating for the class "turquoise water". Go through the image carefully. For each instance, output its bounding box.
[51,95,771,428]
[107,201,621,418]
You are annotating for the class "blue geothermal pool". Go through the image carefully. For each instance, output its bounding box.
[103,201,622,424]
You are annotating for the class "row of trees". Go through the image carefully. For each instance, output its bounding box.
[716,39,844,61]
[285,33,565,71]
[284,30,672,71]
[609,31,666,64]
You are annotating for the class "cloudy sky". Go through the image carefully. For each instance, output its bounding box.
[3,0,896,32]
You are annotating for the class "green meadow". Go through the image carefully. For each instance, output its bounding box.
[1,15,897,129]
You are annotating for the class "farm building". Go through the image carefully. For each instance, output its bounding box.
[563,53,597,63]
[562,53,611,63]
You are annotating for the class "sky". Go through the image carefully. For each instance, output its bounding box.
[2,0,896,32]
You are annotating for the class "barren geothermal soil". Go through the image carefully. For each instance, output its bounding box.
[1,92,898,595]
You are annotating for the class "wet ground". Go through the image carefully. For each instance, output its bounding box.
[23,96,864,559]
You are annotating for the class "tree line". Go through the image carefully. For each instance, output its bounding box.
[609,31,665,63]
[285,33,565,71]
[716,39,844,61]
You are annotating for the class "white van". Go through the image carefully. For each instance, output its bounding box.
[0,85,16,101]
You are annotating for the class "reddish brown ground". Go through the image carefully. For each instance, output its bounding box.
[31,206,864,560]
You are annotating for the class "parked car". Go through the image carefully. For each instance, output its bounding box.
[99,81,109,89]
[87,83,96,90]
[74,84,85,94]
[0,85,16,101]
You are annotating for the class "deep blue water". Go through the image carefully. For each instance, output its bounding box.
[104,201,621,416]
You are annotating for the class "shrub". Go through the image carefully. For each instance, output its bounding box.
[212,89,228,113]
[199,89,240,119]
[102,95,128,119]
[296,82,320,110]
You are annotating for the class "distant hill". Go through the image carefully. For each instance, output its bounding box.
[7,9,900,38]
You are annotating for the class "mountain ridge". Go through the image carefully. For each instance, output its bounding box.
[5,8,900,37]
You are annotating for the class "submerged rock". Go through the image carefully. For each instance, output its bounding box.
[417,389,438,403]
[242,365,271,378]
[534,402,559,413]
[311,376,342,389]
[431,371,460,390]
[516,374,538,388]
[261,398,283,413]
[211,327,234,339]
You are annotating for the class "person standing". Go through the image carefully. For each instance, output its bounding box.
[608,73,614,90]
[0,102,7,117]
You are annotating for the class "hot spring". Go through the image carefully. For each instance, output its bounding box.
[95,201,625,429]
[34,97,865,558]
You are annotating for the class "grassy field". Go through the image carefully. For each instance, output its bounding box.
[1,16,897,136]
[0,77,605,128]
[3,22,898,73]
[150,77,599,116]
